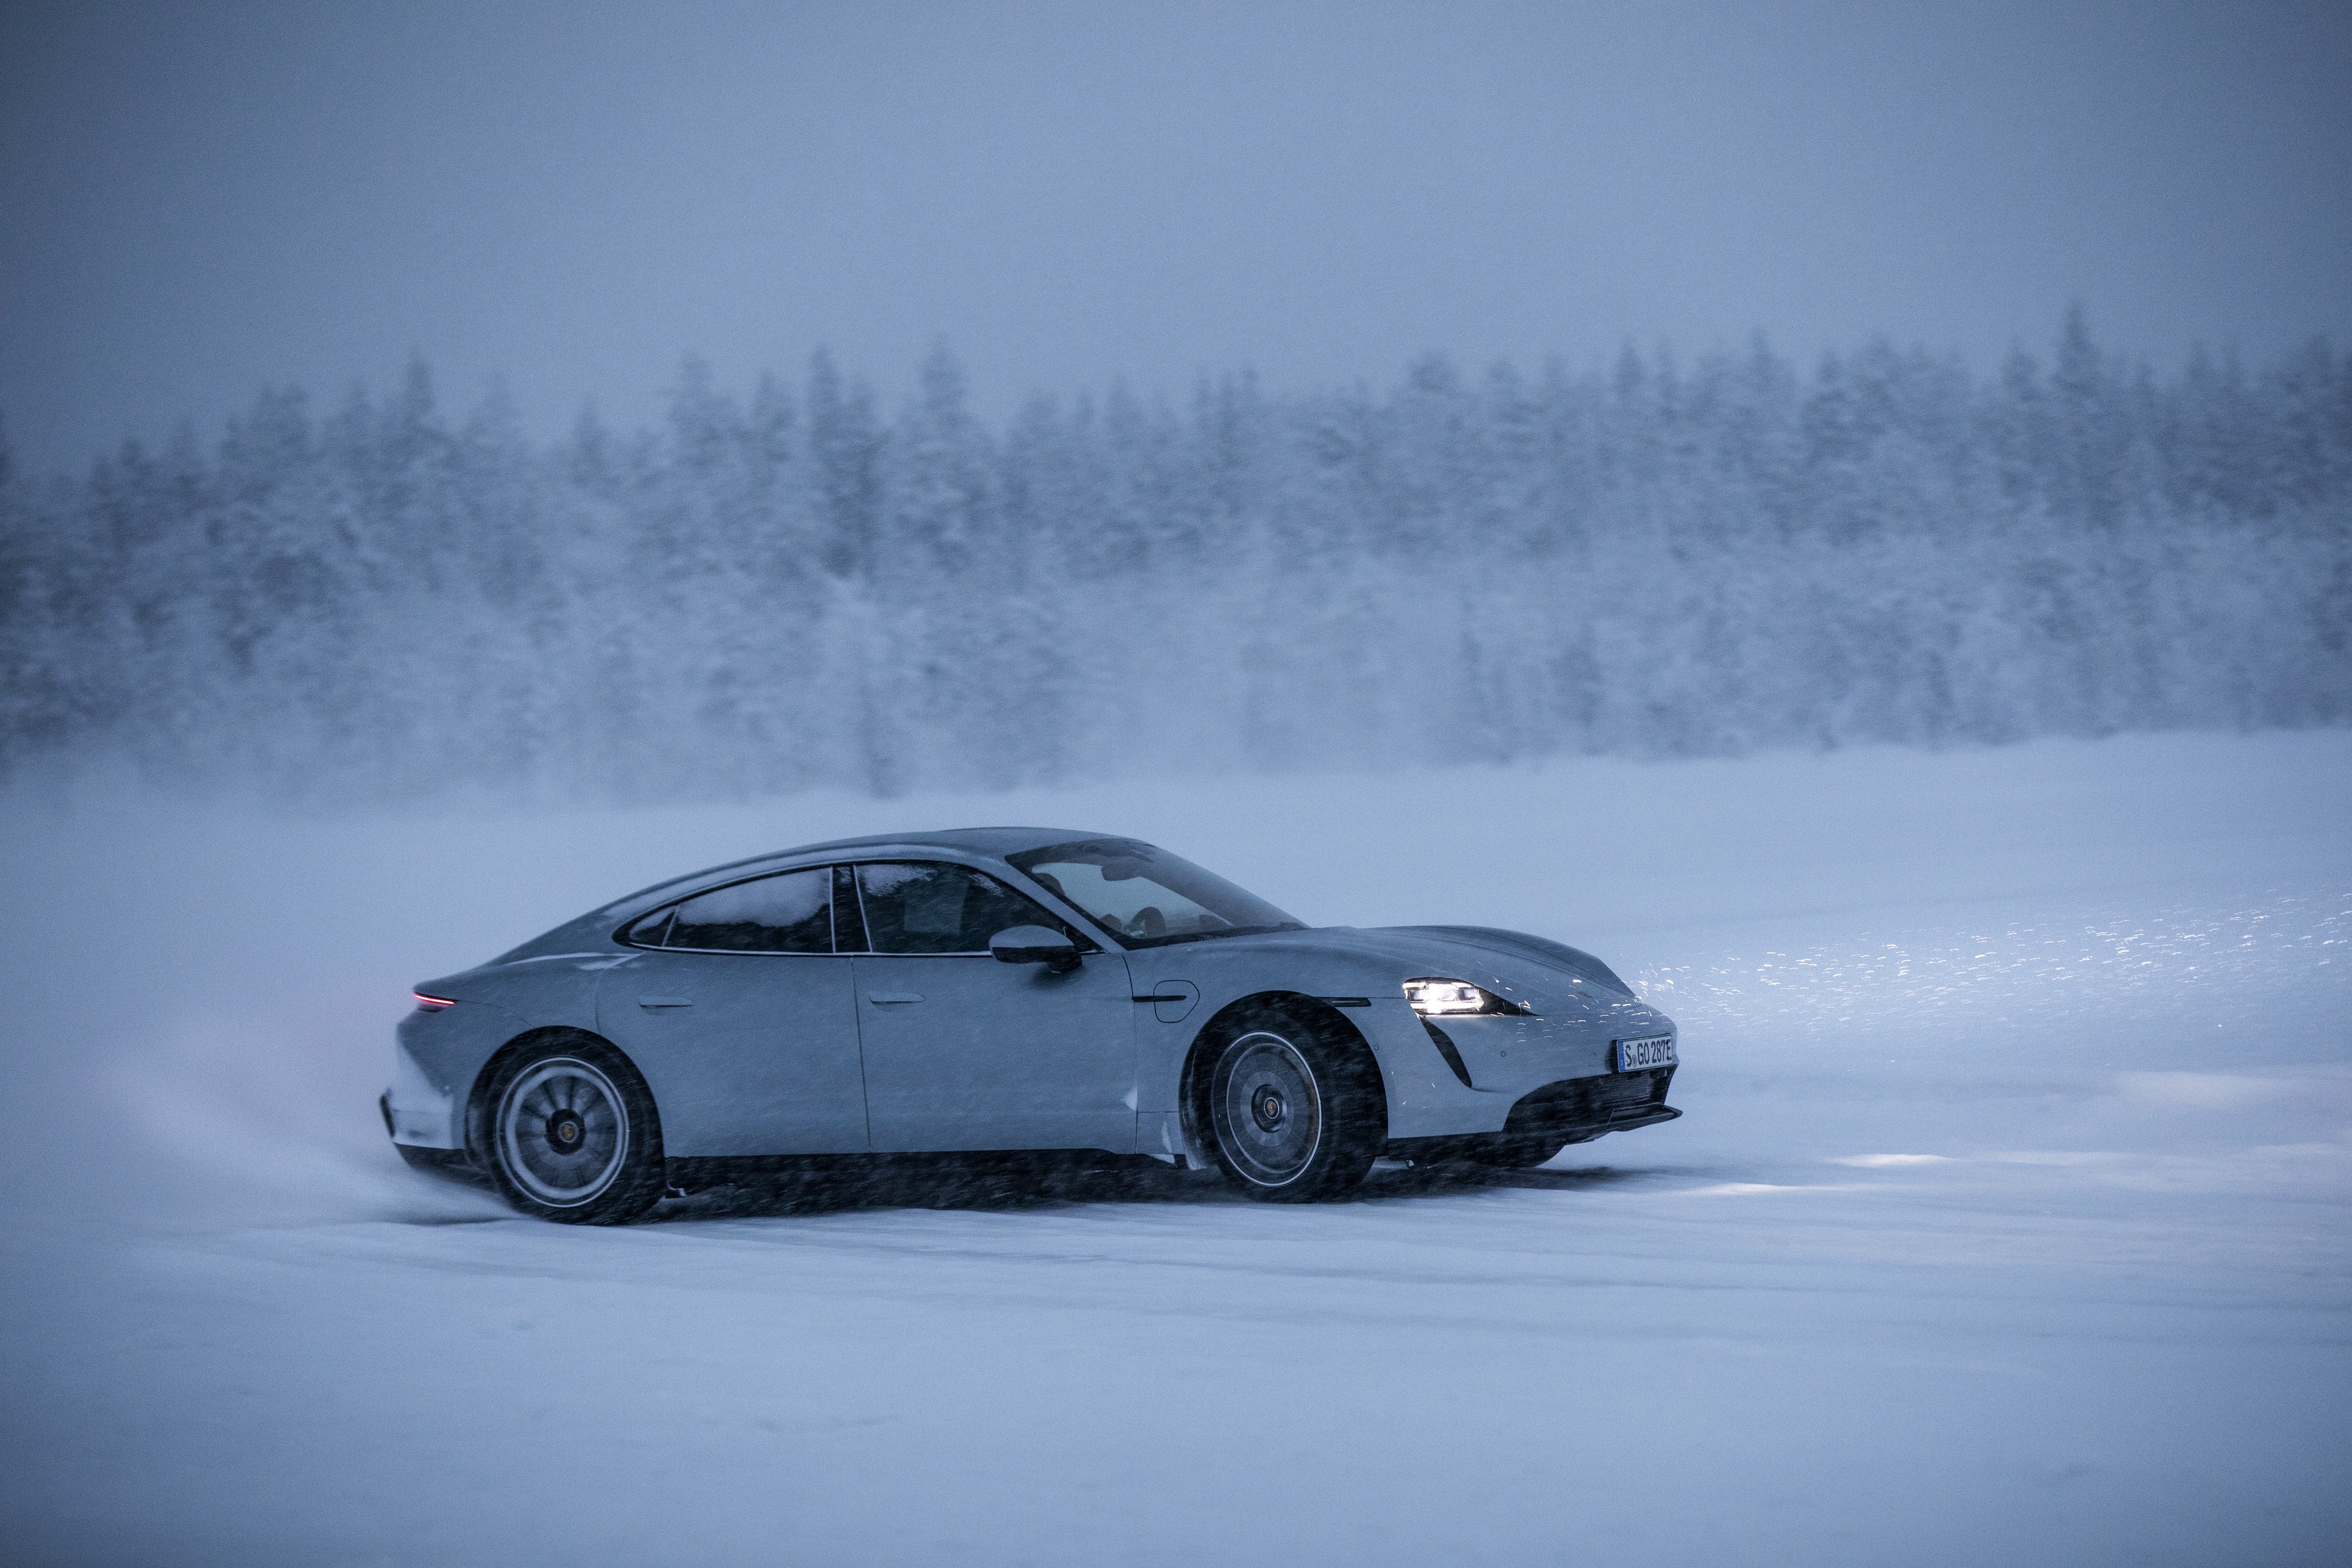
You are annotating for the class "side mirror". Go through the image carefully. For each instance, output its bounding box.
[989,924,1082,974]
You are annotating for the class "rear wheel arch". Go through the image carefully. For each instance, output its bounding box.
[463,1027,659,1167]
[466,1027,667,1224]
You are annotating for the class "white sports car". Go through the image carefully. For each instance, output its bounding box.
[385,829,1682,1222]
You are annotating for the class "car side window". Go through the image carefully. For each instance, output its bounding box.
[853,862,1077,955]
[663,868,834,953]
[620,907,675,947]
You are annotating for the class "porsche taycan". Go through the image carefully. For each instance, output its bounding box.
[385,828,1681,1221]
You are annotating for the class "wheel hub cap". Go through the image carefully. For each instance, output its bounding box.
[498,1058,629,1207]
[1212,1032,1322,1186]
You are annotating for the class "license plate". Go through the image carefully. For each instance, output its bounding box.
[1615,1035,1677,1071]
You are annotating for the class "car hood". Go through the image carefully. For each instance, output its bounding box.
[1179,923,1654,1022]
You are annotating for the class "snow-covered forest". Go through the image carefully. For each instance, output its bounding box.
[3,312,2346,802]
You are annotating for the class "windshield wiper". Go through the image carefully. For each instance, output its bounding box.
[1119,921,1305,948]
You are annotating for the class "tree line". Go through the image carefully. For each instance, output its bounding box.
[2,310,2345,802]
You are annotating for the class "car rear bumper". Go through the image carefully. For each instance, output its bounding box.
[392,1141,496,1190]
[385,1037,463,1148]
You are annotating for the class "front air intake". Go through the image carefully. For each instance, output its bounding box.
[1502,1067,1677,1141]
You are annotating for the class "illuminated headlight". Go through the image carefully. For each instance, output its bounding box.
[1402,978,1529,1016]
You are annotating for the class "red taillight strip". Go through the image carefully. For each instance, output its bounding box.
[413,993,456,1011]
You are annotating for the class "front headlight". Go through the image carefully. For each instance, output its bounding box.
[1403,977,1531,1016]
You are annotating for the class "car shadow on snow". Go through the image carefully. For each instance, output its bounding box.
[639,1152,1657,1222]
[653,1154,1244,1219]
[1368,1162,1651,1197]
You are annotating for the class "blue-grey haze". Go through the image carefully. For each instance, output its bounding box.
[2,316,2344,801]
[3,1,2349,475]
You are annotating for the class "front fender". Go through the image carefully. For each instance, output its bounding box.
[1133,978,1512,1153]
[1131,932,1674,1147]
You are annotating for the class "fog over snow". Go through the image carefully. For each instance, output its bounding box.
[5,316,2346,802]
[2,733,2346,1565]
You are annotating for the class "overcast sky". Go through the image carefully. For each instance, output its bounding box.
[3,0,2348,474]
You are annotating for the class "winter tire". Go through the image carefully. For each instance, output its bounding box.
[482,1037,664,1224]
[1198,1004,1382,1202]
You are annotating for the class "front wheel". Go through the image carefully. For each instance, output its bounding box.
[483,1039,664,1224]
[1199,1006,1383,1202]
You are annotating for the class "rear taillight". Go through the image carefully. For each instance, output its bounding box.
[412,993,456,1012]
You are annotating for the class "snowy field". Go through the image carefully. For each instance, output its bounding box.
[2,731,2347,1567]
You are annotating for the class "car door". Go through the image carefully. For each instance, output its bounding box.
[595,866,869,1156]
[846,861,1137,1153]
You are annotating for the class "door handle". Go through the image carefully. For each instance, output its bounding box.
[637,996,693,1009]
[866,990,924,1005]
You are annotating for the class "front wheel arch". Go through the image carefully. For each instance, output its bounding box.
[1181,993,1387,1199]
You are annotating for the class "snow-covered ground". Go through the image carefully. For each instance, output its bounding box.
[2,732,2347,1566]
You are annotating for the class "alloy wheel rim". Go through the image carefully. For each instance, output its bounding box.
[498,1058,628,1206]
[1212,1032,1322,1185]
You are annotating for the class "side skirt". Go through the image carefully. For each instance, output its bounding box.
[663,1149,1179,1200]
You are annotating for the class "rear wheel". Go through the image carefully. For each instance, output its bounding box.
[1199,1004,1382,1202]
[483,1039,664,1224]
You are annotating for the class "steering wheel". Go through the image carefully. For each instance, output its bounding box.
[1132,905,1166,938]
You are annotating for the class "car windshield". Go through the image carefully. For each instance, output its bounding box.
[1005,838,1305,948]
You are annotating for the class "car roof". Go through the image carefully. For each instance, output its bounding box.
[599,826,1130,914]
[509,828,1147,964]
[772,826,1125,860]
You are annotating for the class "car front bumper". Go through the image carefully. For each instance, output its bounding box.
[1385,1066,1680,1159]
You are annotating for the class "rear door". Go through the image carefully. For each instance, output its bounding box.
[595,867,868,1156]
[846,861,1137,1153]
